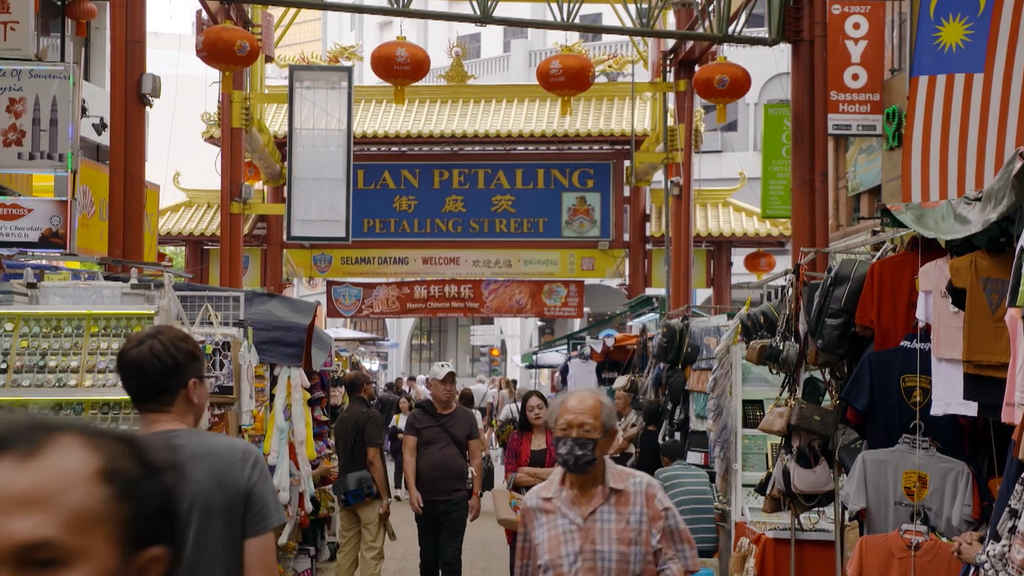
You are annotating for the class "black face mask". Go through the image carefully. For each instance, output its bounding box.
[553,436,600,474]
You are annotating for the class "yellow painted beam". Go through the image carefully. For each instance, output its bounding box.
[230,202,286,216]
[634,151,681,165]
[250,80,673,105]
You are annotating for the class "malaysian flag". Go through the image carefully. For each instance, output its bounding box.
[902,0,1024,203]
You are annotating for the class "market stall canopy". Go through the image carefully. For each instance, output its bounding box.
[515,347,567,369]
[889,147,1024,240]
[171,283,332,368]
[325,326,383,342]
[528,294,660,355]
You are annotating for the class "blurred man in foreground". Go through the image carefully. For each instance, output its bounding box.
[0,417,179,576]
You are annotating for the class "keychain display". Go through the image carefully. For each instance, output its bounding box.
[1,313,154,389]
[0,398,138,429]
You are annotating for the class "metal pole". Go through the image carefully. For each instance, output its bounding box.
[661,53,672,308]
[219,0,779,44]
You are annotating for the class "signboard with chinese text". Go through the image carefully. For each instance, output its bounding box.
[210,247,264,289]
[352,161,614,241]
[0,196,69,250]
[760,103,792,218]
[285,248,626,279]
[0,63,76,173]
[325,279,585,319]
[73,158,109,257]
[826,0,886,135]
[0,0,36,60]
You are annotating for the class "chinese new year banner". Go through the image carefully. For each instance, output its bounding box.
[325,279,585,319]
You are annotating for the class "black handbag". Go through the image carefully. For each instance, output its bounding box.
[835,428,864,475]
[481,453,495,492]
[332,411,378,507]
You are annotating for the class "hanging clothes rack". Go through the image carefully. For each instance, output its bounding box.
[798,228,916,255]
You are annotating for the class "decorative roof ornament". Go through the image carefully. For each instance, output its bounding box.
[273,43,364,67]
[437,40,477,84]
[693,107,705,152]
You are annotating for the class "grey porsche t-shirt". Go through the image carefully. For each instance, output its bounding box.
[147,429,286,576]
[840,444,976,538]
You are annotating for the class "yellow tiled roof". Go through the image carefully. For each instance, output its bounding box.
[206,83,655,141]
[159,172,259,238]
[693,187,791,238]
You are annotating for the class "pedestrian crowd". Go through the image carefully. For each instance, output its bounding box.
[0,325,713,576]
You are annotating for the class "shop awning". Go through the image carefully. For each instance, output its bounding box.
[523,294,661,358]
[324,326,383,342]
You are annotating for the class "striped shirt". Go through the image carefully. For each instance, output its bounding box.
[654,462,718,555]
[515,458,700,576]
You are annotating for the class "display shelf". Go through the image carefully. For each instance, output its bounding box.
[0,387,128,399]
[0,309,155,395]
[0,397,138,429]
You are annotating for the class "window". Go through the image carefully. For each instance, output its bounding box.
[503,27,528,54]
[348,318,387,340]
[701,102,739,132]
[746,0,767,29]
[458,32,482,60]
[579,13,603,43]
[409,317,491,377]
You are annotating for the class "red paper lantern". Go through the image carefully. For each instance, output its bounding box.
[744,249,777,280]
[243,160,261,184]
[195,22,262,74]
[65,0,98,38]
[536,52,595,117]
[370,36,431,105]
[693,56,752,125]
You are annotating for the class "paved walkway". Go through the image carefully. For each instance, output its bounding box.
[322,492,511,576]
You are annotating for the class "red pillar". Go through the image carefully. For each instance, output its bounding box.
[812,0,830,271]
[789,0,817,266]
[122,0,147,261]
[107,0,125,259]
[184,239,203,279]
[265,184,285,293]
[627,184,648,297]
[712,242,732,312]
[219,73,234,287]
[669,62,696,310]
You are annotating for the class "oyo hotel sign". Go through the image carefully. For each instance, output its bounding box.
[826,0,885,136]
[350,161,614,241]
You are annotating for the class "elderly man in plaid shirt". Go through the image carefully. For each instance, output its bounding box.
[514,388,701,576]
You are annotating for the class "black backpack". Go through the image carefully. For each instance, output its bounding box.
[653,319,687,366]
[808,259,870,367]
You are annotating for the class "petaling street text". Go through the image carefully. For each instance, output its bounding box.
[355,167,597,190]
[361,217,548,235]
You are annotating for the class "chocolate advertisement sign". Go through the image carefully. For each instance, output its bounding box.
[0,63,76,174]
[0,197,69,251]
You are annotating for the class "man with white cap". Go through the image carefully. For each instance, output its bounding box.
[403,361,483,576]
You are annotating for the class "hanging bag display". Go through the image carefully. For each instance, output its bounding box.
[758,373,796,436]
[788,399,837,440]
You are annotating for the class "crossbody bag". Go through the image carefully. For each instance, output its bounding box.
[332,410,379,507]
[428,407,480,492]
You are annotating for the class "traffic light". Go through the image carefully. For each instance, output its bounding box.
[488,346,502,377]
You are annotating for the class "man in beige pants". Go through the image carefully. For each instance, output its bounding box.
[334,371,391,575]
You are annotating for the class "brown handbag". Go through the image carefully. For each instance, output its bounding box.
[788,400,837,440]
[746,339,770,365]
[686,369,711,393]
[757,402,792,436]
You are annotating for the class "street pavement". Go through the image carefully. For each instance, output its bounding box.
[322,492,511,576]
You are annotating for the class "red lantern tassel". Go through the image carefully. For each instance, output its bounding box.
[559,97,573,117]
[393,85,406,106]
[716,104,727,125]
[75,20,88,37]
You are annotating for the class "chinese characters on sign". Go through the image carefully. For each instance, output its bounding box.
[0,0,35,60]
[326,279,585,319]
[351,161,614,241]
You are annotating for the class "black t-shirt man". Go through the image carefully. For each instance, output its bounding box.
[404,401,479,501]
[334,396,385,483]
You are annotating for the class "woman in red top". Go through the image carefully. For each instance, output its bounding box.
[503,390,557,576]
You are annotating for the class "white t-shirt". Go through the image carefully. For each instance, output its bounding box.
[472,410,484,429]
[917,290,977,417]
[469,384,489,407]
[498,402,521,423]
[567,358,598,390]
[390,413,408,432]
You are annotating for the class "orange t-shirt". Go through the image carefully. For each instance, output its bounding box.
[847,532,963,576]
[949,249,1015,376]
[856,250,946,351]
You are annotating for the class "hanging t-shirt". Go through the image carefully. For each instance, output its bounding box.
[846,531,963,576]
[841,444,976,538]
[1006,311,1024,424]
[917,289,977,417]
[841,332,967,460]
[856,249,946,352]
[918,256,965,360]
[566,358,598,390]
[949,249,1015,377]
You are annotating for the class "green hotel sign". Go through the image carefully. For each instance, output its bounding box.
[760,102,792,219]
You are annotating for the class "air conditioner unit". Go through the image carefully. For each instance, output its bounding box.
[700,131,723,152]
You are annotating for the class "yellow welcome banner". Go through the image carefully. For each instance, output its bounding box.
[285,248,627,279]
[209,248,264,289]
[650,248,709,290]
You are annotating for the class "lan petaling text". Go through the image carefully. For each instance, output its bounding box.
[351,163,611,240]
